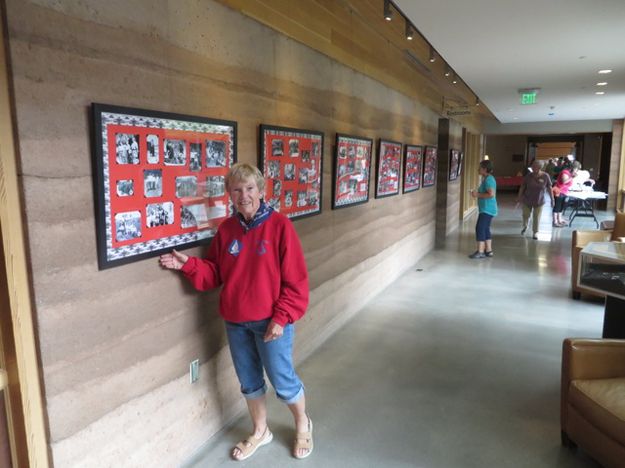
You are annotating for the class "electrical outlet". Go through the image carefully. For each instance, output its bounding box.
[190,359,199,383]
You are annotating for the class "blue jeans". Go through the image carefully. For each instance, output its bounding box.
[225,319,304,404]
[475,213,493,242]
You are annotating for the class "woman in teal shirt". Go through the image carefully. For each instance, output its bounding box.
[469,160,497,259]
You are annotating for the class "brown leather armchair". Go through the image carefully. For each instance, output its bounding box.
[561,338,625,468]
[571,211,625,300]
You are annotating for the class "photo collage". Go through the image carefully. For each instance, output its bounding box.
[109,127,232,248]
[403,145,424,193]
[375,140,402,198]
[423,146,438,188]
[333,135,373,209]
[93,105,237,269]
[260,125,323,220]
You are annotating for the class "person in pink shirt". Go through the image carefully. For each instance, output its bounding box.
[552,168,573,227]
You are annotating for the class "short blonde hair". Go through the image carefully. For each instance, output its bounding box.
[225,162,265,192]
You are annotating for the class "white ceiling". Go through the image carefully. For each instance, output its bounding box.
[395,0,625,125]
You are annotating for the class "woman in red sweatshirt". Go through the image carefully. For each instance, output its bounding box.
[159,163,312,461]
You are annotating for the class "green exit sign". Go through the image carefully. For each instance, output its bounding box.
[520,92,537,105]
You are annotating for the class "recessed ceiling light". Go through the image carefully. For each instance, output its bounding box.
[513,117,519,120]
[596,82,608,86]
[598,69,612,74]
[595,91,605,95]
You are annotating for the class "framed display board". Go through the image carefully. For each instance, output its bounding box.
[403,144,423,193]
[259,124,324,220]
[91,103,236,269]
[449,149,460,181]
[375,139,402,198]
[332,134,373,209]
[423,146,438,188]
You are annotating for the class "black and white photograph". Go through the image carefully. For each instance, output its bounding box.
[146,134,159,164]
[146,202,174,227]
[267,198,280,211]
[189,143,202,171]
[338,146,347,159]
[175,176,198,198]
[180,204,208,229]
[268,160,281,178]
[115,211,142,241]
[289,139,299,157]
[206,140,226,167]
[299,167,308,184]
[272,139,284,157]
[273,179,282,197]
[206,204,227,220]
[301,149,311,162]
[144,169,163,197]
[285,163,296,181]
[116,179,134,197]
[284,190,293,207]
[312,141,320,157]
[206,175,225,198]
[115,133,140,164]
[338,180,348,195]
[296,191,307,207]
[164,139,186,166]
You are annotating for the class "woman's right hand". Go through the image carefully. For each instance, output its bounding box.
[159,249,189,270]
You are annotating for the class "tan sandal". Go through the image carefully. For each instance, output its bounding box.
[293,417,313,459]
[232,427,273,461]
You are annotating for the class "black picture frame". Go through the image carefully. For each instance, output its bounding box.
[332,133,373,209]
[375,139,402,198]
[403,144,424,193]
[422,146,437,188]
[258,124,324,220]
[91,103,237,269]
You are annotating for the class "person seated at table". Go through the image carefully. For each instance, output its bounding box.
[570,161,595,191]
[552,167,573,227]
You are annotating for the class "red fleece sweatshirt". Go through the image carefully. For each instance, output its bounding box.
[180,211,309,326]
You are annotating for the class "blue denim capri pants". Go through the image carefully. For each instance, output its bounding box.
[475,213,494,242]
[225,318,304,404]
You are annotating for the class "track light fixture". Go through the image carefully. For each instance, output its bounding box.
[451,74,458,84]
[475,97,480,106]
[405,21,414,40]
[429,47,436,63]
[444,65,451,77]
[384,0,393,21]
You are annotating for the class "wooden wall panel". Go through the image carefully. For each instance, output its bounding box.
[219,0,493,133]
[4,0,441,465]
[609,119,623,210]
[0,3,49,465]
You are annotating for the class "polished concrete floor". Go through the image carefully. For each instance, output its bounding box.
[184,195,608,468]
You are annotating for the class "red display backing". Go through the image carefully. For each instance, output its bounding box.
[108,125,231,248]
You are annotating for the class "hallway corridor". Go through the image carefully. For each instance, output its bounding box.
[185,196,607,468]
